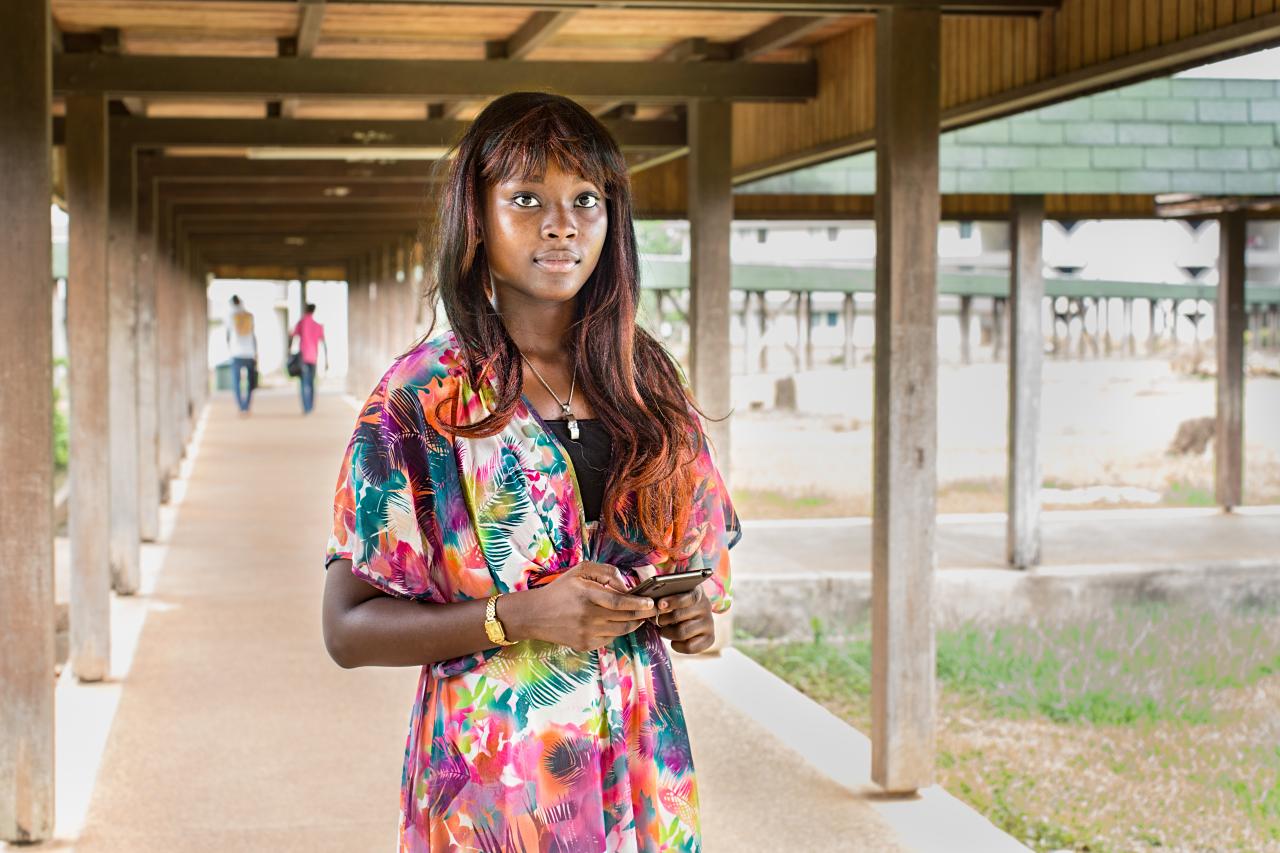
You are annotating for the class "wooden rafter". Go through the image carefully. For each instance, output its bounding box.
[280,0,328,117]
[142,158,445,182]
[54,55,816,101]
[55,115,685,149]
[214,0,1059,13]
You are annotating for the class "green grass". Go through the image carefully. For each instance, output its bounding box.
[746,604,1280,727]
[53,358,68,472]
[742,603,1280,850]
[1163,479,1215,507]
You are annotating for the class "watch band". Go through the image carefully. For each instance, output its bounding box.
[485,594,517,646]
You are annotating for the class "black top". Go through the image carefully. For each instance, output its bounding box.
[544,418,612,523]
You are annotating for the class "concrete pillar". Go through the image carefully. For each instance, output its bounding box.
[687,98,733,463]
[1216,211,1246,510]
[107,139,141,595]
[66,92,113,681]
[842,292,857,369]
[1007,195,1044,570]
[958,294,972,365]
[0,1,56,839]
[135,154,160,541]
[871,6,939,794]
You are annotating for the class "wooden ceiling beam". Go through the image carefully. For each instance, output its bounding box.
[158,181,432,202]
[55,115,685,150]
[55,55,815,102]
[182,220,428,235]
[500,10,577,59]
[142,157,446,182]
[207,262,348,279]
[280,0,327,117]
[213,0,1058,13]
[172,206,425,222]
[732,15,842,60]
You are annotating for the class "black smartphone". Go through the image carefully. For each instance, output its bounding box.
[627,567,713,600]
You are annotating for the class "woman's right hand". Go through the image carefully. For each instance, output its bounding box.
[509,562,657,653]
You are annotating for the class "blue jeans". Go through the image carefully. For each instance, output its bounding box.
[299,361,316,414]
[231,357,255,411]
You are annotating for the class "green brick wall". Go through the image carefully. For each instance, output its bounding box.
[739,76,1280,197]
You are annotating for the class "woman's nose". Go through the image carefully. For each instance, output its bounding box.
[542,207,578,239]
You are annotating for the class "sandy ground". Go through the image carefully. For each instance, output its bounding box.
[727,358,1280,515]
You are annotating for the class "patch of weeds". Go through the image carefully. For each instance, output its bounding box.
[731,487,866,520]
[1163,480,1215,507]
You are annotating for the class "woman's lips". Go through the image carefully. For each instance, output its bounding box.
[534,257,579,273]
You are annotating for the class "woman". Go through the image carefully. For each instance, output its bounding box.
[322,91,740,853]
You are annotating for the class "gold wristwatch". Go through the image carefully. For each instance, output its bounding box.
[484,594,518,646]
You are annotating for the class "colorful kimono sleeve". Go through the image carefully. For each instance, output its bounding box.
[325,363,447,604]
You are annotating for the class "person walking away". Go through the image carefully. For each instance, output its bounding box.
[290,303,328,415]
[226,295,258,416]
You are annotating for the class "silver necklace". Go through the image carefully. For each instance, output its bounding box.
[521,353,579,440]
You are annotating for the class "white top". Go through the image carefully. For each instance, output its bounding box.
[226,305,257,359]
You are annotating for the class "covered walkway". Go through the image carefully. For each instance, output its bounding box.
[44,389,1016,852]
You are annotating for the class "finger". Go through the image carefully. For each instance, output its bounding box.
[672,634,713,655]
[587,586,658,616]
[654,590,699,615]
[655,597,710,626]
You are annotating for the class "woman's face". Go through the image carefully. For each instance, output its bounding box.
[480,159,608,306]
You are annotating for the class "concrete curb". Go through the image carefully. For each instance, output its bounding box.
[736,558,1280,639]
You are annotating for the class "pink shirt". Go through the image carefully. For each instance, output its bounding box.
[292,315,325,365]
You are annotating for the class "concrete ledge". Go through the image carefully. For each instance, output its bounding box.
[736,558,1280,639]
[677,648,1029,853]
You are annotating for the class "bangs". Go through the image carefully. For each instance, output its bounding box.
[477,103,622,193]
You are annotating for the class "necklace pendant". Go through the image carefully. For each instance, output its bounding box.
[568,416,580,441]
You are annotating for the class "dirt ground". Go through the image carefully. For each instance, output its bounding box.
[726,358,1280,517]
[936,677,1280,852]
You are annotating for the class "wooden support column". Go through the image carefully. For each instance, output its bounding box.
[992,296,1006,361]
[135,154,161,540]
[842,292,857,368]
[155,211,180,487]
[801,291,814,370]
[1007,194,1045,570]
[871,7,939,794]
[1,0,56,839]
[66,93,113,681]
[1216,210,1246,510]
[1123,298,1135,357]
[958,294,972,365]
[107,141,141,595]
[346,258,361,396]
[687,98,733,463]
[757,291,769,372]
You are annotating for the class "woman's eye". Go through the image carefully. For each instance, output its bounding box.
[513,193,538,207]
[578,194,600,208]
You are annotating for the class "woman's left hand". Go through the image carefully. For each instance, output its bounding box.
[651,585,715,655]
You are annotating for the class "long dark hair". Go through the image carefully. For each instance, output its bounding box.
[419,91,702,556]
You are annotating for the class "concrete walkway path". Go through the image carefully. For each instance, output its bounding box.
[735,506,1280,576]
[55,388,1006,852]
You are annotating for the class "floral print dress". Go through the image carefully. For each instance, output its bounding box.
[326,330,741,852]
